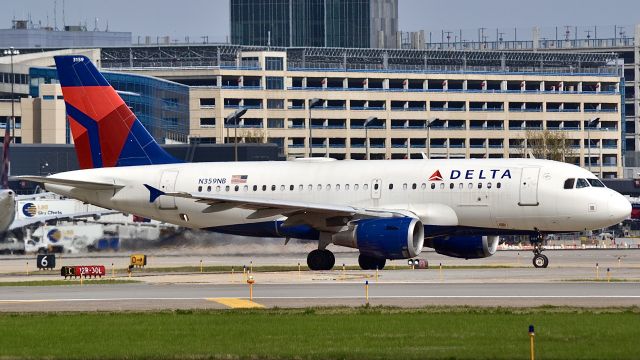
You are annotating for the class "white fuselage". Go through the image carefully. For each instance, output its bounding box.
[43,158,630,237]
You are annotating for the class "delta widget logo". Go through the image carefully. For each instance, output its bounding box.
[428,170,443,181]
[21,203,37,217]
[47,229,62,243]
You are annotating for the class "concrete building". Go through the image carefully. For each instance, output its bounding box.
[416,24,640,178]
[230,0,398,48]
[0,20,131,48]
[0,46,624,178]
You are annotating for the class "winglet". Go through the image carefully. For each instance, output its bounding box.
[144,184,165,203]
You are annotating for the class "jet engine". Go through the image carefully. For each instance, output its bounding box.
[425,235,499,259]
[333,217,424,259]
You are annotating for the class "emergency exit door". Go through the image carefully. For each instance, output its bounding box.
[158,170,179,209]
[518,167,539,206]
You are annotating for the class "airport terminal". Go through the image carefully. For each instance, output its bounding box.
[0,1,638,358]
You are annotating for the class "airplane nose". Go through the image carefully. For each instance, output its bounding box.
[608,193,631,223]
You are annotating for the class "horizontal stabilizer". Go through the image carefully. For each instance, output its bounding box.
[13,176,123,191]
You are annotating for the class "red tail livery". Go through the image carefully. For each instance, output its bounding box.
[54,56,179,169]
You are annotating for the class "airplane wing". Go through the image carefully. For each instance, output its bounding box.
[144,184,410,224]
[9,210,120,231]
[12,176,123,191]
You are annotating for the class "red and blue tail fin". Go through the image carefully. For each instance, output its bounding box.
[54,55,179,169]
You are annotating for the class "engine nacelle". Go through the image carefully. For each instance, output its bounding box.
[425,235,499,259]
[333,217,424,259]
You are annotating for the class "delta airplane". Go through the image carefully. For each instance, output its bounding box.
[18,56,631,269]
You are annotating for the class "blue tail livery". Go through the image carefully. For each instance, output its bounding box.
[53,55,180,169]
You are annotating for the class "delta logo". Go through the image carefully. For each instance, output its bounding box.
[21,203,37,217]
[429,169,512,181]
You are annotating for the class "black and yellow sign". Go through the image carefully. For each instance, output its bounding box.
[130,254,147,267]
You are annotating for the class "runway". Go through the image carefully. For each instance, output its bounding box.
[0,249,638,312]
[0,277,638,311]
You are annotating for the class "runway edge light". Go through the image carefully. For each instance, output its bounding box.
[528,325,535,360]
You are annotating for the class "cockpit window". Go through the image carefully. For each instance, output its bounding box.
[576,178,590,188]
[587,178,605,187]
[563,178,575,189]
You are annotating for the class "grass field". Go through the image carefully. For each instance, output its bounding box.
[0,306,638,359]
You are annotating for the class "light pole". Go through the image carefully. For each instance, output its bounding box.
[363,116,377,160]
[308,98,322,157]
[425,117,439,159]
[225,108,247,162]
[586,117,600,173]
[3,47,19,143]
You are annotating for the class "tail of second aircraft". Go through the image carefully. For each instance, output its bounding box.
[53,55,179,169]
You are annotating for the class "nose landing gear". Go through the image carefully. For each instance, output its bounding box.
[530,232,549,268]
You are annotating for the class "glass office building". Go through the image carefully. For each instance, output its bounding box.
[29,67,190,143]
[230,0,397,48]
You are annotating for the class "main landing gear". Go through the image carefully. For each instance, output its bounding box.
[307,249,335,271]
[530,232,549,268]
[358,254,386,270]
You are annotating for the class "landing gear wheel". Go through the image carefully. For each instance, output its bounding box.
[358,254,386,270]
[532,254,549,268]
[307,249,335,271]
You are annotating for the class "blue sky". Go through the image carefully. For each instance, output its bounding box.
[3,0,639,43]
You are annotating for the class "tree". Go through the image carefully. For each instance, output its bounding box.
[523,130,576,162]
[240,128,266,143]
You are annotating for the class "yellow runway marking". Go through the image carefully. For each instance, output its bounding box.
[207,298,265,309]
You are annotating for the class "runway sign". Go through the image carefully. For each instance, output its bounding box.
[60,265,106,279]
[130,254,147,267]
[36,254,55,269]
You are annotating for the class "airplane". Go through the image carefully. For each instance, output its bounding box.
[17,55,631,269]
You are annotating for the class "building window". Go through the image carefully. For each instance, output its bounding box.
[267,118,284,128]
[265,57,284,71]
[200,98,215,107]
[267,99,284,109]
[200,118,216,127]
[266,77,284,89]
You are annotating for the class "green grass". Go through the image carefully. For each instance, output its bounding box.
[0,279,139,286]
[0,306,638,359]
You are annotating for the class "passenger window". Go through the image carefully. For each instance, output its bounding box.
[587,179,605,187]
[412,183,417,190]
[262,185,267,191]
[421,183,426,190]
[272,185,276,191]
[576,178,589,188]
[563,178,575,189]
[317,184,322,191]
[253,185,257,191]
[354,184,359,190]
[431,183,435,189]
[198,186,203,192]
[234,185,239,191]
[206,186,211,192]
[279,185,285,191]
[440,183,445,189]
[449,183,454,189]
[299,185,303,191]
[364,184,369,190]
[336,184,341,190]
[290,185,294,191]
[345,184,350,190]
[403,183,408,190]
[387,184,391,190]
[216,186,221,192]
[308,184,312,191]
[478,183,483,189]
[326,184,331,190]
[468,183,473,189]
[487,182,492,189]
[497,182,501,189]
[225,186,230,192]
[243,185,248,192]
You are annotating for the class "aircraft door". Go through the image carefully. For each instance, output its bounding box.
[518,167,540,206]
[158,170,179,209]
[371,178,382,199]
